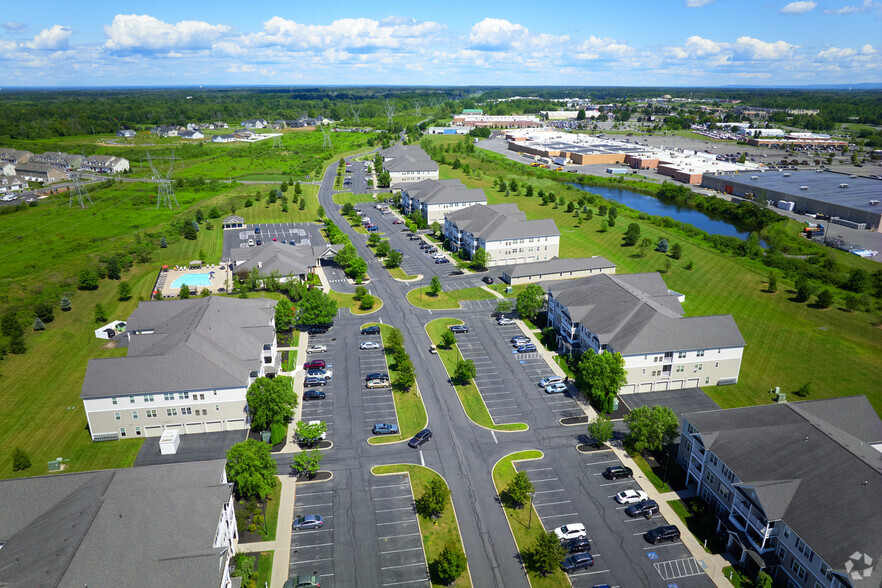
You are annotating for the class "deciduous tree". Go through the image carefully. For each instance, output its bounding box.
[504,471,534,508]
[295,288,338,326]
[453,358,476,384]
[515,283,544,321]
[623,405,679,453]
[225,439,278,499]
[435,543,468,584]
[530,531,568,576]
[573,350,626,413]
[429,276,442,296]
[587,414,614,447]
[247,376,297,431]
[416,477,450,518]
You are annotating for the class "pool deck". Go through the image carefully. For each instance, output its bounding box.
[160,265,232,297]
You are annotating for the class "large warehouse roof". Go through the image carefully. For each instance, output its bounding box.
[712,171,882,213]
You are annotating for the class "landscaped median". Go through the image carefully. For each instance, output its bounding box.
[364,323,429,445]
[328,289,383,315]
[387,266,420,281]
[407,286,496,310]
[426,318,527,432]
[372,464,472,588]
[492,451,569,588]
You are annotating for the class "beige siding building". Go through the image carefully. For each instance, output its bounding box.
[499,256,616,285]
[400,178,487,224]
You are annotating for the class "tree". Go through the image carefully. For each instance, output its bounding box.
[815,289,834,309]
[367,233,381,247]
[60,295,72,312]
[33,302,54,324]
[656,239,669,253]
[247,376,297,431]
[429,276,442,296]
[377,170,391,188]
[274,300,296,332]
[515,283,544,321]
[386,327,405,351]
[416,476,450,518]
[292,449,323,478]
[117,281,133,301]
[608,207,618,223]
[295,288,338,326]
[393,356,416,391]
[294,181,302,195]
[844,293,860,312]
[159,236,168,248]
[623,223,641,246]
[504,471,534,508]
[1,311,21,338]
[576,108,586,121]
[78,268,99,291]
[376,240,391,257]
[359,293,375,310]
[495,299,512,316]
[440,330,457,348]
[232,553,255,580]
[587,414,614,447]
[472,247,489,270]
[94,303,107,323]
[756,571,773,588]
[209,205,222,218]
[346,257,368,281]
[531,531,568,576]
[599,219,609,233]
[12,447,31,471]
[182,222,197,240]
[225,439,278,499]
[453,358,476,384]
[624,405,679,453]
[843,268,869,293]
[33,317,45,331]
[335,243,358,269]
[435,543,468,584]
[179,283,190,299]
[794,277,816,303]
[354,286,368,300]
[670,242,683,260]
[430,221,441,236]
[386,249,403,268]
[105,257,121,280]
[768,274,778,293]
[573,350,627,413]
[8,332,26,354]
[295,420,327,447]
[317,205,325,219]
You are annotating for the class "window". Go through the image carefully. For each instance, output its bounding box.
[678,351,687,359]
[705,377,710,384]
[709,453,718,466]
[182,407,192,415]
[202,409,208,416]
[792,560,807,581]
[777,545,786,560]
[129,395,135,404]
[166,408,178,417]
[215,405,220,411]
[132,411,139,420]
[114,412,121,421]
[685,440,693,453]
[783,526,791,539]
[164,393,174,401]
[676,365,685,373]
[695,364,703,371]
[135,426,141,436]
[143,394,154,402]
[715,362,719,368]
[719,485,730,500]
[111,397,118,405]
[200,394,205,400]
[796,538,814,562]
[820,563,833,581]
[697,349,705,357]
[705,472,716,484]
[119,428,126,437]
[178,392,189,400]
[146,409,157,418]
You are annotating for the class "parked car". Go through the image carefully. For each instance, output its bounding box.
[366,379,389,389]
[538,376,563,388]
[303,359,326,370]
[429,344,438,354]
[365,372,389,381]
[563,536,591,554]
[625,499,659,518]
[303,390,326,401]
[561,552,594,573]
[306,369,332,380]
[408,428,433,448]
[450,269,465,275]
[449,325,468,334]
[307,345,327,354]
[360,341,381,350]
[256,239,262,246]
[292,515,324,530]
[307,326,330,335]
[361,326,380,335]
[545,382,568,394]
[304,377,327,387]
[511,336,530,345]
[497,317,514,325]
[554,523,587,541]
[283,574,320,588]
[435,259,449,264]
[372,423,399,435]
[644,525,681,544]
[393,219,404,224]
[248,239,255,246]
[367,226,379,232]
[254,227,261,234]
[615,489,649,504]
[482,276,494,284]
[603,465,633,480]
[517,344,537,353]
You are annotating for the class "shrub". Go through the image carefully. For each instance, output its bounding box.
[94,303,108,323]
[34,302,54,323]
[8,332,26,354]
[270,421,287,445]
[78,269,99,291]
[60,296,72,311]
[359,294,375,310]
[33,317,45,331]
[12,447,31,471]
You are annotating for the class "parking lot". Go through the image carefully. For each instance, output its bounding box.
[299,328,337,444]
[222,222,322,259]
[452,327,525,425]
[289,480,337,585]
[357,329,399,438]
[371,473,432,587]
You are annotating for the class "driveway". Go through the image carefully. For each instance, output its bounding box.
[133,430,246,467]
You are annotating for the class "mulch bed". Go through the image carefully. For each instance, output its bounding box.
[293,470,332,483]
[561,415,592,426]
[577,443,610,453]
[248,428,288,453]
[234,496,273,543]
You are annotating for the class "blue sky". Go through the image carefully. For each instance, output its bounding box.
[1,0,879,87]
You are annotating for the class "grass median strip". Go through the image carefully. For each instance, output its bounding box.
[372,464,473,588]
[407,286,496,310]
[366,323,428,445]
[426,318,527,432]
[387,265,419,280]
[328,289,383,315]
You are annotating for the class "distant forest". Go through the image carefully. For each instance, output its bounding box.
[0,86,879,140]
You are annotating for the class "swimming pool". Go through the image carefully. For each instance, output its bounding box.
[171,273,213,289]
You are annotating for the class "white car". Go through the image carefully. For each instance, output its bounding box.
[538,376,563,388]
[360,341,381,350]
[433,254,445,259]
[497,317,515,325]
[545,382,568,394]
[615,489,649,504]
[554,523,587,541]
[307,345,327,354]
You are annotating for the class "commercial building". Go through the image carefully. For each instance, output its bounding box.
[498,256,616,285]
[546,273,744,393]
[540,110,601,120]
[399,178,486,224]
[14,162,68,183]
[80,296,278,440]
[425,127,469,135]
[0,459,239,588]
[379,144,439,186]
[452,114,541,128]
[444,203,560,266]
[702,170,882,232]
[746,133,847,149]
[677,396,882,587]
[81,155,130,173]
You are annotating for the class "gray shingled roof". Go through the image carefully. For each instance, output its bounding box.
[446,203,558,241]
[402,179,486,206]
[81,297,274,398]
[547,273,744,354]
[0,460,231,588]
[230,242,329,276]
[384,154,439,173]
[499,256,615,278]
[683,398,882,573]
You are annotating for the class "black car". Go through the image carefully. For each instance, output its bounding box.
[603,465,633,480]
[303,390,326,400]
[365,372,389,381]
[408,428,432,448]
[449,269,464,275]
[625,499,659,518]
[307,325,330,335]
[482,276,494,284]
[435,259,450,264]
[563,536,591,554]
[561,552,594,573]
[304,377,326,387]
[361,325,380,335]
[256,239,262,246]
[644,525,681,544]
[449,325,468,334]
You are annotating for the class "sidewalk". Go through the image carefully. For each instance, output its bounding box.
[236,475,298,588]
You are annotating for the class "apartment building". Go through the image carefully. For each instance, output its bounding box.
[400,178,487,224]
[677,397,882,588]
[14,162,68,183]
[81,154,130,173]
[546,273,744,393]
[379,144,439,186]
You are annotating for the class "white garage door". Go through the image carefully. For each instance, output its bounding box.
[670,380,684,390]
[205,421,223,432]
[226,418,246,430]
[185,422,204,434]
[639,382,653,393]
[145,426,163,438]
[165,424,182,434]
[687,378,699,388]
[620,384,636,394]
[656,381,669,391]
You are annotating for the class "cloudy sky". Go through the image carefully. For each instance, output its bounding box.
[1,0,880,87]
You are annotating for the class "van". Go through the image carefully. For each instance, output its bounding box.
[248,239,255,246]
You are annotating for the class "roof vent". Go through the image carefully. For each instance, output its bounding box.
[839,183,849,188]
[800,186,809,190]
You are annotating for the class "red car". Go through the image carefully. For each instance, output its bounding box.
[393,219,404,224]
[303,359,326,370]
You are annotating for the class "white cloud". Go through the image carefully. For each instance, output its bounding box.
[466,18,568,52]
[817,46,857,59]
[781,1,817,13]
[734,36,796,59]
[226,64,256,73]
[2,21,28,32]
[685,0,715,6]
[104,14,231,51]
[824,0,881,13]
[574,35,632,60]
[860,44,876,54]
[25,25,72,50]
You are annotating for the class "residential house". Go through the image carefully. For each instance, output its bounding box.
[116,129,136,138]
[444,203,560,266]
[14,162,68,184]
[0,162,15,176]
[677,397,882,587]
[212,134,238,143]
[213,121,229,129]
[151,125,180,137]
[31,152,83,171]
[180,130,205,140]
[80,296,278,440]
[233,129,256,140]
[241,119,267,129]
[222,215,245,229]
[0,175,27,194]
[400,178,486,224]
[499,256,616,285]
[546,272,744,392]
[0,149,33,165]
[379,144,439,186]
[81,155,130,173]
[0,459,239,588]
[229,242,337,282]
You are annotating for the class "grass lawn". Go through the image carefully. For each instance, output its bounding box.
[723,566,753,588]
[489,283,527,296]
[492,451,569,588]
[332,193,376,205]
[328,289,383,315]
[253,551,274,588]
[365,324,429,445]
[667,498,725,555]
[387,266,419,280]
[372,465,472,588]
[407,286,495,310]
[631,453,671,493]
[553,356,575,379]
[261,481,282,542]
[426,318,527,432]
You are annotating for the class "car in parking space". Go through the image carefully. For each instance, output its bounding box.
[432,253,445,260]
[554,523,587,541]
[435,258,450,264]
[283,574,321,588]
[303,359,326,370]
[304,377,327,387]
[393,219,404,224]
[307,369,332,380]
[254,227,261,234]
[538,376,563,388]
[367,226,379,232]
[372,423,399,435]
[615,489,649,504]
[545,382,568,394]
[361,326,381,335]
[511,335,530,345]
[563,536,591,554]
[360,341,381,350]
[256,239,262,246]
[408,428,433,448]
[603,465,633,480]
[272,238,278,242]
[449,325,468,334]
[307,326,330,335]
[248,238,255,246]
[482,276,494,284]
[365,372,389,381]
[496,317,515,325]
[450,269,464,275]
[517,344,537,353]
[307,345,327,354]
[343,180,351,186]
[366,379,389,389]
[644,524,681,544]
[303,389,326,401]
[292,514,324,530]
[625,499,659,518]
[561,552,594,573]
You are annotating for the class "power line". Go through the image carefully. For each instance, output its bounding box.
[320,124,333,149]
[146,150,180,209]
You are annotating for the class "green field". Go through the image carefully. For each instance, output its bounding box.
[332,193,377,205]
[426,318,527,432]
[372,465,472,587]
[406,286,496,310]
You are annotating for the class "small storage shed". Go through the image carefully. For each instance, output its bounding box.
[159,430,180,455]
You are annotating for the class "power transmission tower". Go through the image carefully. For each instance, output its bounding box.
[384,101,395,126]
[272,135,282,149]
[413,99,422,117]
[146,150,181,209]
[320,124,333,149]
[69,171,92,208]
[350,104,361,124]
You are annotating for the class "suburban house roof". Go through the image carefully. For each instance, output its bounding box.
[0,149,33,163]
[230,242,333,277]
[80,296,275,398]
[683,397,882,573]
[0,459,232,588]
[500,256,616,278]
[547,273,744,354]
[402,179,486,206]
[446,203,560,241]
[83,154,126,166]
[223,214,245,223]
[14,162,66,176]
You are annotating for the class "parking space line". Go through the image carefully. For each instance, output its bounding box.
[537,512,579,518]
[533,489,566,494]
[377,520,416,526]
[296,491,333,497]
[379,532,421,539]
[288,557,333,565]
[568,569,611,577]
[296,502,333,508]
[382,579,430,587]
[376,507,413,513]
[586,459,621,465]
[379,547,424,555]
[295,542,334,548]
[533,500,572,507]
[374,494,412,500]
[381,563,427,570]
[531,477,559,483]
